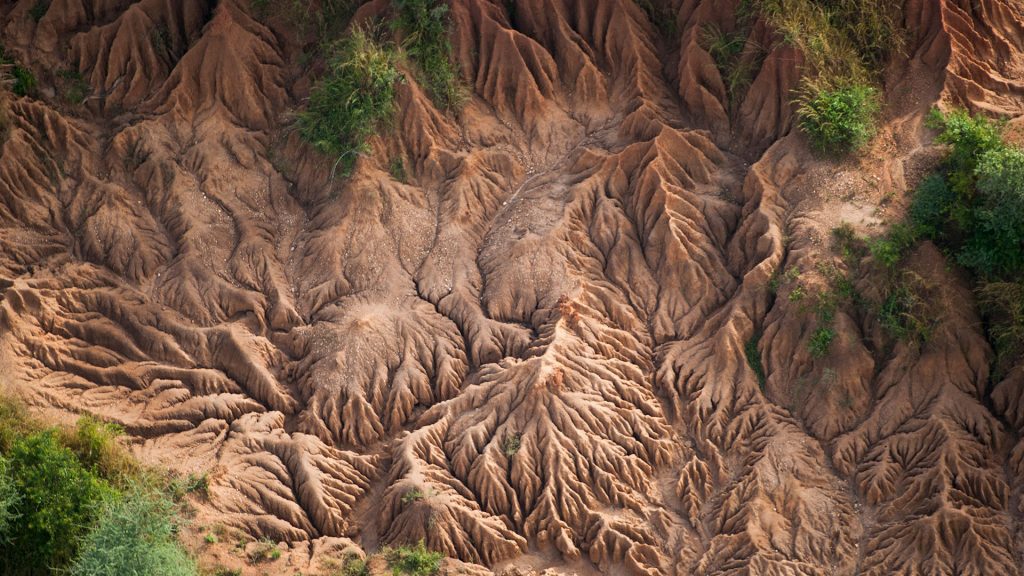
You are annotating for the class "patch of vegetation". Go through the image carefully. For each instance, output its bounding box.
[337,554,369,576]
[797,84,879,155]
[808,326,836,358]
[829,223,935,346]
[877,272,933,343]
[636,0,678,38]
[298,27,402,177]
[0,456,19,537]
[1,429,116,573]
[914,109,1024,369]
[978,281,1024,369]
[401,488,424,504]
[698,5,762,108]
[60,416,139,483]
[248,538,283,563]
[70,483,196,576]
[0,396,199,575]
[393,0,465,110]
[867,221,917,269]
[382,540,443,576]
[502,432,521,456]
[757,0,903,155]
[29,0,49,22]
[389,157,407,182]
[57,69,90,105]
[251,0,359,44]
[744,331,767,389]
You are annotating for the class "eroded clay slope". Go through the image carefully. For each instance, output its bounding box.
[0,0,1022,574]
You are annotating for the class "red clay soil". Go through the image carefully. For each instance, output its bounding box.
[1,0,1023,574]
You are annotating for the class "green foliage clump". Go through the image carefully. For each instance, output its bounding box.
[383,540,443,576]
[298,27,402,176]
[57,69,90,105]
[247,539,282,563]
[797,84,879,155]
[808,326,835,358]
[400,488,424,504]
[867,221,918,269]
[393,0,465,110]
[744,331,766,389]
[911,109,1024,364]
[10,66,35,98]
[29,0,50,22]
[502,432,521,456]
[920,110,1021,279]
[70,484,196,576]
[636,0,678,38]
[758,0,903,155]
[0,397,199,576]
[60,416,138,483]
[700,23,763,107]
[977,281,1024,369]
[0,456,19,537]
[1,430,115,573]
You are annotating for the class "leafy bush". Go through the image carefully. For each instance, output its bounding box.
[797,84,879,154]
[959,145,1024,278]
[59,416,138,484]
[298,27,402,176]
[11,65,35,97]
[744,331,766,389]
[977,281,1024,371]
[808,326,835,358]
[758,0,902,155]
[919,110,1024,280]
[1,430,114,574]
[393,0,464,109]
[878,273,932,343]
[383,540,443,576]
[70,483,196,576]
[29,0,49,22]
[247,538,282,563]
[0,456,19,538]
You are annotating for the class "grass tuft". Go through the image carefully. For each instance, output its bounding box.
[298,26,402,177]
[393,0,465,110]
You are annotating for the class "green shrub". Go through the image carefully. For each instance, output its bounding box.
[744,331,767,389]
[70,483,197,576]
[393,0,465,110]
[978,281,1024,370]
[909,173,955,239]
[808,326,835,357]
[797,84,879,154]
[758,0,902,154]
[383,540,442,576]
[247,538,282,563]
[959,145,1024,278]
[29,0,49,22]
[0,397,39,453]
[502,433,521,456]
[868,222,918,269]
[918,110,1024,280]
[878,273,932,343]
[60,416,138,484]
[340,555,369,576]
[1,430,114,574]
[401,489,424,504]
[389,157,407,182]
[0,456,19,538]
[298,27,401,176]
[11,65,36,97]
